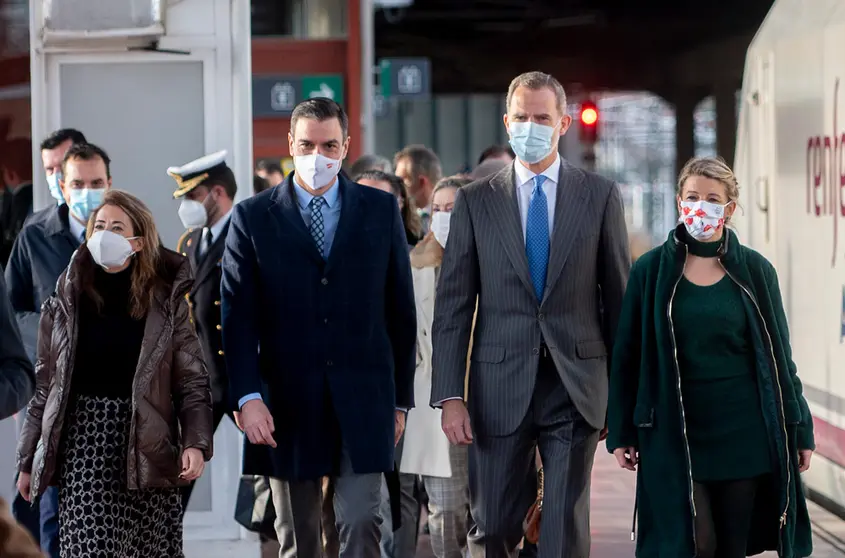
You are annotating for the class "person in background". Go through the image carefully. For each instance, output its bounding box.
[607,157,814,558]
[394,146,442,234]
[36,129,88,214]
[476,145,514,166]
[349,154,393,178]
[5,141,111,558]
[0,268,39,557]
[170,151,237,510]
[254,175,271,195]
[255,160,285,187]
[222,97,417,558]
[402,175,472,558]
[431,71,630,558]
[355,169,424,558]
[0,138,34,267]
[470,158,509,182]
[16,189,213,558]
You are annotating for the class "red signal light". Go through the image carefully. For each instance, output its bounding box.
[580,104,598,126]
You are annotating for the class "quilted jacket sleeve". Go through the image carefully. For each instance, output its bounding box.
[170,262,213,461]
[16,298,57,474]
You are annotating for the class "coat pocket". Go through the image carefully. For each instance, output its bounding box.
[784,399,802,425]
[633,404,655,428]
[471,345,505,364]
[576,340,607,359]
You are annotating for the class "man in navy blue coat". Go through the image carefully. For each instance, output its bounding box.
[221,97,416,558]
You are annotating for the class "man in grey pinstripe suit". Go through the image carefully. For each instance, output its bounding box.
[430,71,630,558]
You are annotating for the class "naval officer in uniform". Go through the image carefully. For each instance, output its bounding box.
[170,151,238,508]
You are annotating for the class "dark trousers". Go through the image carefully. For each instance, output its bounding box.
[181,401,233,510]
[11,478,40,540]
[11,479,59,558]
[693,476,764,558]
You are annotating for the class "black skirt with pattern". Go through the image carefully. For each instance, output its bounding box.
[58,395,184,558]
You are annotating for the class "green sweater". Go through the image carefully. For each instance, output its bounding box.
[673,274,771,482]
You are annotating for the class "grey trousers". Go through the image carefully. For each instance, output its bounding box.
[467,356,600,558]
[270,446,383,558]
[378,435,420,558]
[422,443,470,558]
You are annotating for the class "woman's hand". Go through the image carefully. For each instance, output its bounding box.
[179,448,205,481]
[798,449,813,473]
[17,472,31,502]
[613,447,638,471]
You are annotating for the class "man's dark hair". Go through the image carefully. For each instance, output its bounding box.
[40,128,87,151]
[255,159,283,175]
[207,167,238,200]
[290,98,349,138]
[61,143,111,179]
[393,145,442,184]
[477,144,514,165]
[254,175,270,194]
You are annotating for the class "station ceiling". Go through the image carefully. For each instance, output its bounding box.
[374,0,775,96]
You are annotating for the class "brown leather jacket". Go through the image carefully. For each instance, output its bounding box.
[16,246,213,497]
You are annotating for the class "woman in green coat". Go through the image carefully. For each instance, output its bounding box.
[607,156,815,558]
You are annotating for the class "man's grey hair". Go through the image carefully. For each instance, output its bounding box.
[394,144,442,184]
[349,154,393,177]
[506,71,567,116]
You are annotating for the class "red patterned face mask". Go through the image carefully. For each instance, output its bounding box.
[678,200,729,240]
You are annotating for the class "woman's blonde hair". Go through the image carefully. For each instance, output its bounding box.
[85,190,163,319]
[676,156,740,223]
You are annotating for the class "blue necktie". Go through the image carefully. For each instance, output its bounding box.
[525,175,550,301]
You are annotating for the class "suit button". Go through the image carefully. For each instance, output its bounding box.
[323,318,328,324]
[533,348,539,355]
[321,278,329,286]
[218,350,224,356]
[538,313,545,321]
[216,324,222,331]
[214,300,221,306]
[327,360,333,366]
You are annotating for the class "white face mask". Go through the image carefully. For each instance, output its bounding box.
[293,153,342,190]
[178,199,208,229]
[87,230,138,269]
[431,211,451,248]
[678,200,730,240]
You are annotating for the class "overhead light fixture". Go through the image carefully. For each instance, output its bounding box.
[374,0,414,7]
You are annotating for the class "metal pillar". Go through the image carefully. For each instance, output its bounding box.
[360,0,375,155]
[674,91,696,175]
[715,83,737,167]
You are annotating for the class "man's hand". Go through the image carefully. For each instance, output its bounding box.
[394,411,406,446]
[798,449,813,473]
[233,411,243,431]
[599,426,608,441]
[613,447,638,471]
[240,399,277,448]
[179,448,205,481]
[16,472,31,502]
[441,399,473,445]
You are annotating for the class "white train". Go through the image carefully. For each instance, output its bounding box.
[734,0,845,516]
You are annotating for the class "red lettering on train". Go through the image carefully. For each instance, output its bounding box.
[806,78,845,267]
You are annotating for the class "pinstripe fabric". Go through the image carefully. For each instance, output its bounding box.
[423,444,470,558]
[430,160,630,557]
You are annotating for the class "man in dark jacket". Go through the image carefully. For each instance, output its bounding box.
[6,142,111,558]
[0,271,34,421]
[0,138,34,268]
[169,150,237,508]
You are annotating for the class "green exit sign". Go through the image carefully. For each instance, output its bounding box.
[302,75,344,105]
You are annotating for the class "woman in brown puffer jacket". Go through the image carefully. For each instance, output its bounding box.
[15,190,213,558]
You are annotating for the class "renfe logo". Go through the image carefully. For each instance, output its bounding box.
[807,78,845,268]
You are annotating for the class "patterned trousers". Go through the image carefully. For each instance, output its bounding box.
[422,444,470,558]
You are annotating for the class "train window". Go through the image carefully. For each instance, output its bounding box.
[252,0,346,38]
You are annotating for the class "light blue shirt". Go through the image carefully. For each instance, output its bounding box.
[237,179,407,413]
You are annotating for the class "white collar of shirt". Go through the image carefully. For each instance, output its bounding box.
[205,208,233,242]
[68,214,86,243]
[293,179,341,210]
[513,155,561,238]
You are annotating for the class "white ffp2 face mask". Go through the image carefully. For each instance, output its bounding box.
[293,153,342,190]
[87,230,137,269]
[178,199,208,229]
[431,211,451,248]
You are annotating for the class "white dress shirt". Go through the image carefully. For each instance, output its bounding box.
[69,214,87,243]
[513,155,560,239]
[201,208,233,257]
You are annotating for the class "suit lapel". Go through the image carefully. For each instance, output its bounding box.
[191,223,228,294]
[268,176,325,266]
[481,165,535,297]
[325,177,361,273]
[542,160,589,303]
[182,229,201,271]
